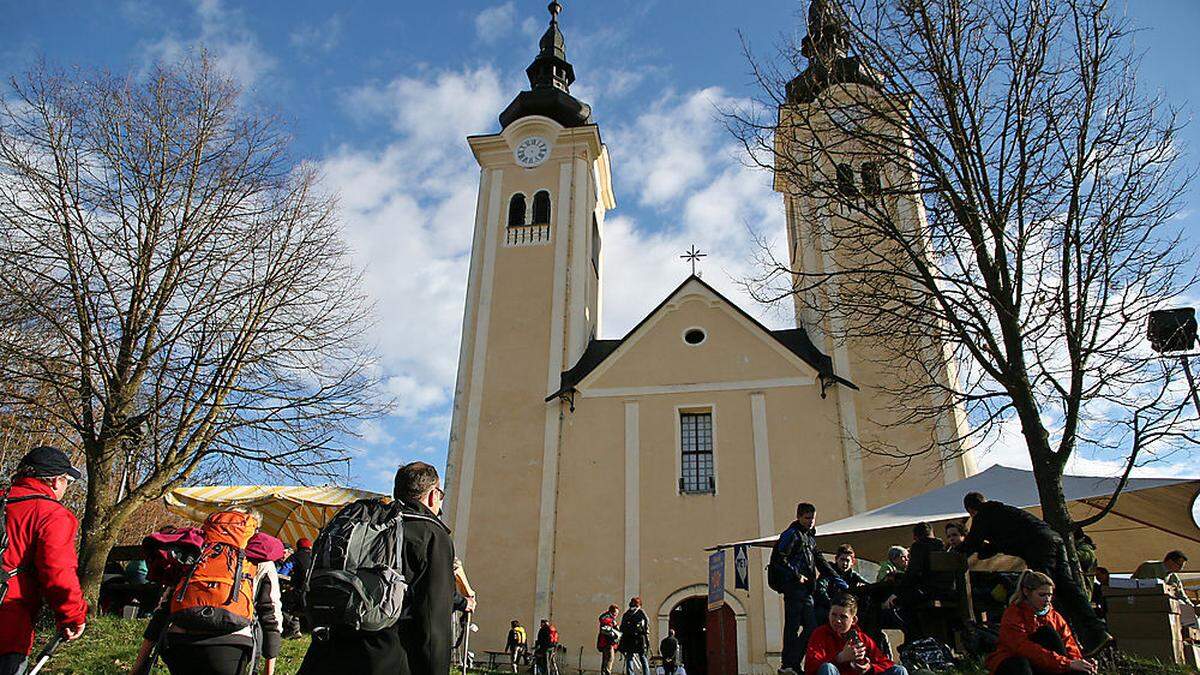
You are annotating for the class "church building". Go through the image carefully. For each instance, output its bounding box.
[443,3,976,672]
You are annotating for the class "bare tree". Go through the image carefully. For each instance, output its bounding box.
[0,57,381,603]
[728,0,1198,547]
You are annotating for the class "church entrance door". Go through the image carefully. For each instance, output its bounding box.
[669,596,708,674]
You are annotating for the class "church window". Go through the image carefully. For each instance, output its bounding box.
[679,411,715,494]
[683,328,706,346]
[532,190,552,224]
[507,193,527,227]
[836,163,858,197]
[861,162,882,196]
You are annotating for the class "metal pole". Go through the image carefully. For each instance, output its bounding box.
[1184,355,1200,414]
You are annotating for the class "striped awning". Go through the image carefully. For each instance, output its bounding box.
[164,485,384,546]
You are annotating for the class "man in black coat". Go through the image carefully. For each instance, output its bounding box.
[958,491,1110,655]
[298,461,456,675]
[659,629,681,674]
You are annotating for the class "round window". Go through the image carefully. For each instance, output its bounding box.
[683,328,707,346]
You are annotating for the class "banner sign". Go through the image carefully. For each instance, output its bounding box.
[708,549,726,611]
[734,544,750,591]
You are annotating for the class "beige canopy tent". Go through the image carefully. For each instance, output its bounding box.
[710,465,1200,573]
[164,485,383,546]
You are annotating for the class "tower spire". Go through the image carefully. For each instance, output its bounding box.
[786,0,882,104]
[498,2,593,129]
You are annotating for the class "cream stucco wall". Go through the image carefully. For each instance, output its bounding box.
[447,77,972,672]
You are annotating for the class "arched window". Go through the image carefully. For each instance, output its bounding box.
[507,193,527,227]
[836,163,858,197]
[861,162,882,196]
[532,191,552,224]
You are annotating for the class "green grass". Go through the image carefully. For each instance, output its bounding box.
[25,616,1198,674]
[28,615,311,675]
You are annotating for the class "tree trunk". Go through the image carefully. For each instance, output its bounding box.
[78,438,120,612]
[77,520,120,613]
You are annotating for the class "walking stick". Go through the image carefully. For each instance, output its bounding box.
[461,610,474,671]
[26,632,63,675]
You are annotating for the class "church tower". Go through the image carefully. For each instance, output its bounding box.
[444,0,615,630]
[774,0,975,511]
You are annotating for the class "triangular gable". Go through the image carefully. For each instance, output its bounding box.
[549,275,853,400]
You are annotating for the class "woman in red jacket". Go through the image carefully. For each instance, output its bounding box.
[987,571,1097,675]
[0,447,88,675]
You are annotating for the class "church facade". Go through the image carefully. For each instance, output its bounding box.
[443,4,975,673]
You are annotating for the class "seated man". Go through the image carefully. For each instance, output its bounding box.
[817,545,871,622]
[943,522,966,552]
[1132,550,1189,599]
[805,594,908,675]
[875,547,908,583]
[885,522,945,611]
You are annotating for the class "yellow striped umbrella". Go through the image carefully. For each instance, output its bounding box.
[163,485,384,545]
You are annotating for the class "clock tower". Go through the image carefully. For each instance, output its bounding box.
[444,0,616,627]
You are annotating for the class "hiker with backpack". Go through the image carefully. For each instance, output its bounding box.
[618,597,651,675]
[770,502,839,675]
[297,461,455,675]
[596,604,620,675]
[129,508,286,675]
[0,446,88,675]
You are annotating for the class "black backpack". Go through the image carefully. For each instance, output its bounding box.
[304,499,432,632]
[767,533,801,593]
[0,488,54,603]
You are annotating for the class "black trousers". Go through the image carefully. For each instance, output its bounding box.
[162,643,252,675]
[1025,544,1106,646]
[995,625,1068,675]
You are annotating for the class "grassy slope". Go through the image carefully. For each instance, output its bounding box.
[27,616,1197,674]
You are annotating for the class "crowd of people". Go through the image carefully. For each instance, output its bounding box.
[763,490,1175,675]
[0,445,1195,675]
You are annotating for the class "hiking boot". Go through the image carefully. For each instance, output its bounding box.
[1082,630,1113,657]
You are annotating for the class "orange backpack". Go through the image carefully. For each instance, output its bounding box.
[168,510,260,632]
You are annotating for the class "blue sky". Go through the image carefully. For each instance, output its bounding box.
[5,1,1198,492]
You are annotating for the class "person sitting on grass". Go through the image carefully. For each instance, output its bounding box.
[986,571,1097,675]
[804,593,908,675]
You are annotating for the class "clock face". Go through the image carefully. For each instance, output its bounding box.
[514,136,550,167]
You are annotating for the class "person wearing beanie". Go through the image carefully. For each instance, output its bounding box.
[0,446,88,675]
[280,537,316,638]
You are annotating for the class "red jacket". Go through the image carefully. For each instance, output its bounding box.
[986,602,1082,674]
[0,478,88,655]
[805,623,895,675]
[597,612,619,650]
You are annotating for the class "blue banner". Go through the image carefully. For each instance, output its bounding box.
[708,549,726,610]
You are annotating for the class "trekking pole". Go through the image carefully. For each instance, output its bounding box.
[26,632,63,675]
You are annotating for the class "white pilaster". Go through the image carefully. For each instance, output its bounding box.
[444,167,489,530]
[453,168,504,557]
[624,400,641,602]
[750,393,784,654]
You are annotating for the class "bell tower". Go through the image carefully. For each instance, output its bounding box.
[774,0,975,511]
[444,0,616,631]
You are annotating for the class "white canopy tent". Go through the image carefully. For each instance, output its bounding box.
[710,465,1200,572]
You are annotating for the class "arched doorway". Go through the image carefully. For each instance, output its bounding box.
[658,585,749,674]
[669,596,708,674]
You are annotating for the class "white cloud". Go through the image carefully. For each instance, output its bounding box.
[608,87,741,208]
[320,67,508,428]
[290,15,343,54]
[598,89,788,337]
[139,0,275,86]
[475,2,516,44]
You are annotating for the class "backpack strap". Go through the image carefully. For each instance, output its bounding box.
[0,489,57,581]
